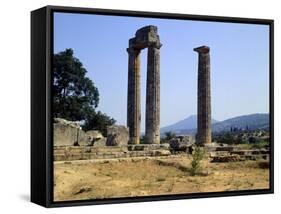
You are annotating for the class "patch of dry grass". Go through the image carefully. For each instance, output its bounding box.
[54,156,270,201]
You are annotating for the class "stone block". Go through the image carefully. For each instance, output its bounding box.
[86,130,104,146]
[53,118,88,146]
[106,125,129,146]
[211,154,241,163]
[93,138,107,147]
[169,136,194,152]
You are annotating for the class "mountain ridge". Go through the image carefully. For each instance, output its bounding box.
[160,113,269,135]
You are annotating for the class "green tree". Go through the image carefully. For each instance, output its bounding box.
[220,133,235,144]
[53,48,115,133]
[235,135,243,144]
[82,110,116,136]
[53,48,99,120]
[248,136,256,144]
[164,131,176,141]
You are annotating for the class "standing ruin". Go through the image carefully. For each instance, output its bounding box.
[194,46,212,145]
[127,26,162,144]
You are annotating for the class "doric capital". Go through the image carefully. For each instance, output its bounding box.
[136,25,158,37]
[128,25,162,50]
[194,45,210,54]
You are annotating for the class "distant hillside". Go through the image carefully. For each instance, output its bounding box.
[160,115,218,135]
[212,113,269,133]
[160,113,269,136]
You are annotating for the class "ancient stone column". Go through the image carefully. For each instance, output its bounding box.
[127,47,141,144]
[145,44,161,144]
[194,46,211,145]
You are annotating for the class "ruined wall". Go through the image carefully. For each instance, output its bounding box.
[53,144,171,161]
[53,118,89,146]
[53,118,129,147]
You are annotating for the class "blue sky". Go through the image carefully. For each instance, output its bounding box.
[54,12,270,130]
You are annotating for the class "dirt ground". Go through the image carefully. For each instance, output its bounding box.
[53,156,270,201]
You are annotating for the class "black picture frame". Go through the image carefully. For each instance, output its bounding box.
[31,5,274,208]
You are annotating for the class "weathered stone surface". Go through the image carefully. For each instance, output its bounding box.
[211,154,241,163]
[145,45,161,144]
[194,46,211,145]
[169,135,194,152]
[159,143,170,150]
[54,118,80,128]
[128,143,170,151]
[93,138,107,147]
[209,151,230,157]
[106,125,129,146]
[153,150,171,156]
[208,146,270,162]
[86,130,103,140]
[84,147,92,153]
[127,47,141,145]
[53,118,88,146]
[129,26,161,50]
[78,130,90,146]
[54,144,171,161]
[86,130,104,146]
[204,143,235,153]
[127,25,162,145]
[215,146,235,152]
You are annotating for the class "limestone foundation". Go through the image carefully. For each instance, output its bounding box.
[194,46,211,145]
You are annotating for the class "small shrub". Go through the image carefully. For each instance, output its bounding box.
[190,146,205,176]
[252,141,269,149]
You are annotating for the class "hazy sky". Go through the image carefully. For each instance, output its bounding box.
[54,12,270,130]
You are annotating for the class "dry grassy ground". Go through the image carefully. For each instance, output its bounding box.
[53,156,270,201]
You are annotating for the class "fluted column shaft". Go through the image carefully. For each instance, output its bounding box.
[194,46,211,145]
[127,48,141,144]
[145,45,161,144]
